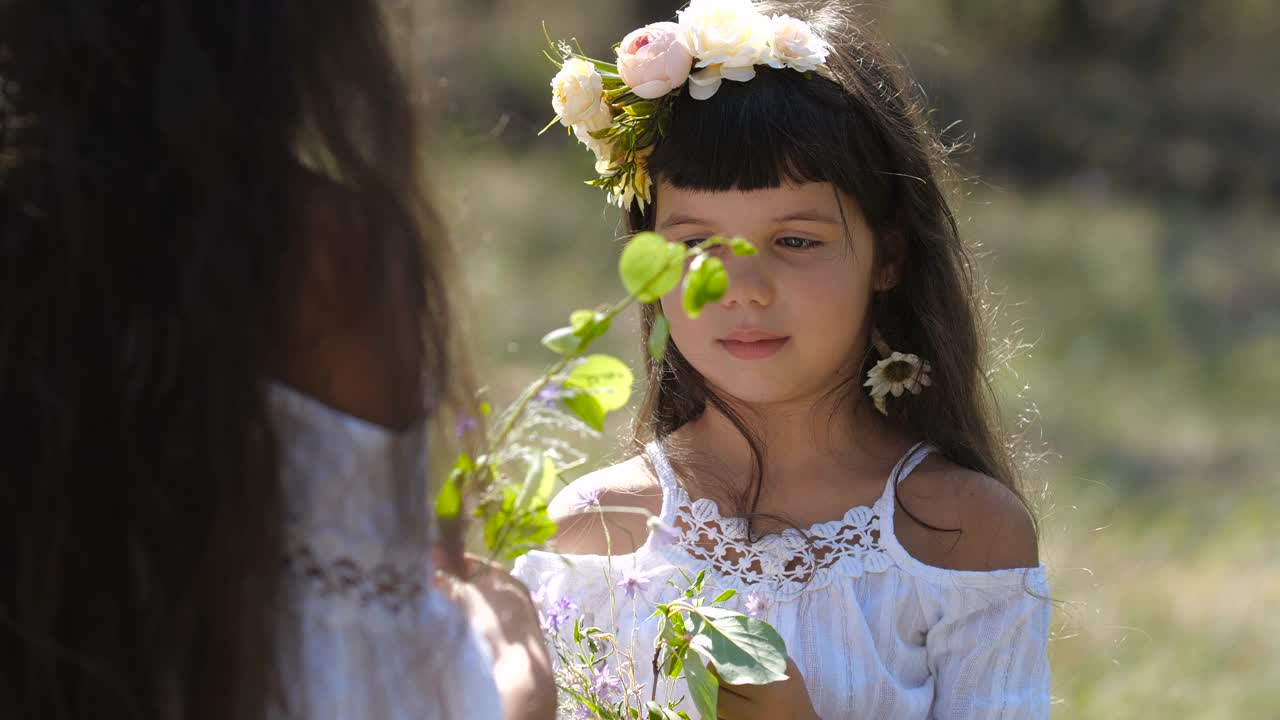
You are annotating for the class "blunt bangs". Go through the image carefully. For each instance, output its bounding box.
[646,66,895,222]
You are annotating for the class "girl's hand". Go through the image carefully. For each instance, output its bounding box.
[435,554,556,720]
[713,656,821,720]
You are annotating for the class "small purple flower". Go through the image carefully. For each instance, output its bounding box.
[570,486,603,513]
[536,382,563,408]
[590,664,622,701]
[744,590,769,618]
[615,566,659,601]
[454,412,479,438]
[646,516,680,547]
[541,595,579,634]
[572,706,595,720]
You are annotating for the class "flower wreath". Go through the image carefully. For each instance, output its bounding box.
[545,0,831,210]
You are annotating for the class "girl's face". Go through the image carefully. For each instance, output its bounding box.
[656,180,884,408]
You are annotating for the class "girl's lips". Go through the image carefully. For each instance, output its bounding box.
[718,337,789,360]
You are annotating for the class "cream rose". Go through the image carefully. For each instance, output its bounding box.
[574,123,623,175]
[678,0,770,92]
[616,22,694,99]
[767,14,830,72]
[551,58,605,127]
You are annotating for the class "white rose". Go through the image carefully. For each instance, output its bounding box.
[551,58,605,127]
[678,0,770,91]
[767,14,830,72]
[574,123,623,175]
[571,97,618,172]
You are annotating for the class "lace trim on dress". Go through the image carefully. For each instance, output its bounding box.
[283,543,427,614]
[658,489,895,600]
[648,442,930,601]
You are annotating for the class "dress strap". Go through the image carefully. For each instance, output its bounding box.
[644,440,681,492]
[892,441,934,486]
[876,441,933,507]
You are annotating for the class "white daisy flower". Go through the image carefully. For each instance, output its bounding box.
[864,352,933,415]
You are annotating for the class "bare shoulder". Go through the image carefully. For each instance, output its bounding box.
[546,455,665,556]
[893,456,1040,572]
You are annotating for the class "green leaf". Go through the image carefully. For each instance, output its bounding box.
[501,485,519,514]
[515,452,557,511]
[665,651,684,678]
[434,478,461,519]
[620,232,685,302]
[566,354,634,412]
[646,702,683,720]
[483,509,508,549]
[570,309,612,347]
[712,588,737,604]
[561,388,606,431]
[688,606,789,686]
[541,325,580,355]
[434,453,474,519]
[730,236,757,256]
[681,254,728,319]
[648,312,670,362]
[682,654,719,720]
[570,309,595,332]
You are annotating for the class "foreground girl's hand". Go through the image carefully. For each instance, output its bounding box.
[436,554,556,720]
[714,656,821,720]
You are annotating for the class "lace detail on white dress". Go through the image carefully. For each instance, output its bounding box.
[649,441,930,601]
[282,543,427,614]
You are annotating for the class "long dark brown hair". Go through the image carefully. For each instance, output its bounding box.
[627,0,1031,534]
[0,0,463,717]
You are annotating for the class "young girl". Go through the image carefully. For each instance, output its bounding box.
[515,1,1049,717]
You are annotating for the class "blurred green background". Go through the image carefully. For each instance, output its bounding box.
[415,1,1279,717]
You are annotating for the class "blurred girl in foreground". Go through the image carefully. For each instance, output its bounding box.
[0,1,551,718]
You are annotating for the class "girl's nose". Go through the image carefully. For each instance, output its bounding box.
[718,251,773,309]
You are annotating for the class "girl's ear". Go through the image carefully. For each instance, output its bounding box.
[874,230,908,291]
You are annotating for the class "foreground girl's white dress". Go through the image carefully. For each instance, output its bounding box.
[514,441,1051,719]
[269,383,502,720]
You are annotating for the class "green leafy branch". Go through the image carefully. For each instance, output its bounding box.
[650,571,789,720]
[433,232,757,564]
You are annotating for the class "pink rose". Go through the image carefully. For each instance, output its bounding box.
[616,22,694,100]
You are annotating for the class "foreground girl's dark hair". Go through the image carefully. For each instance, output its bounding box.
[0,1,463,717]
[627,0,1031,537]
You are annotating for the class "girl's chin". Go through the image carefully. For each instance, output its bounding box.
[702,376,817,407]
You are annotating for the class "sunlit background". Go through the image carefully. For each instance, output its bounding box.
[414,1,1279,716]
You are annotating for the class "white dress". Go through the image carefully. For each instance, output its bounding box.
[513,441,1050,719]
[268,383,503,720]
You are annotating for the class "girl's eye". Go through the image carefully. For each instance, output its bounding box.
[682,238,708,249]
[778,236,821,250]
